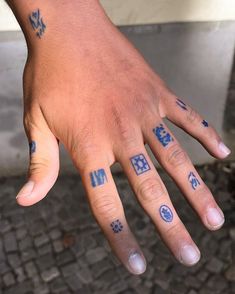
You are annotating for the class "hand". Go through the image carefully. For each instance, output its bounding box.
[16,2,230,275]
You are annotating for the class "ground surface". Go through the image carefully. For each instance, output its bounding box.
[0,161,235,294]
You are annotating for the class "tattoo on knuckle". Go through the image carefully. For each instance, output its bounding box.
[202,120,209,127]
[137,178,166,203]
[176,98,188,111]
[130,154,151,175]
[153,123,174,147]
[166,145,188,167]
[29,141,36,154]
[188,172,200,190]
[110,219,124,233]
[159,204,174,222]
[29,9,46,39]
[90,169,108,188]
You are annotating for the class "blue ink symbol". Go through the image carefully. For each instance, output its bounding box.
[153,123,174,147]
[202,120,209,127]
[29,9,46,38]
[111,219,123,233]
[130,154,150,175]
[188,172,200,190]
[90,169,107,187]
[29,141,36,154]
[176,98,187,111]
[159,205,173,222]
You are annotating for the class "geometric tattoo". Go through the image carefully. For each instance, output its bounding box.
[202,120,209,127]
[130,154,151,175]
[110,219,123,233]
[188,172,200,190]
[176,98,187,111]
[90,169,108,188]
[29,141,36,154]
[159,205,173,222]
[153,123,174,147]
[29,9,46,38]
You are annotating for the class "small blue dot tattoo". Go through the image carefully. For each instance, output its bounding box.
[29,9,46,38]
[90,169,108,188]
[111,219,123,233]
[159,205,173,222]
[176,98,187,111]
[130,154,151,175]
[202,120,209,127]
[29,141,36,154]
[188,172,200,190]
[153,123,174,147]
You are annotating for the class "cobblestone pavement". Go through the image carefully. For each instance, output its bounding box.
[0,161,235,294]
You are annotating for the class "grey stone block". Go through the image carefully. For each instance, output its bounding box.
[41,267,60,283]
[3,232,17,252]
[3,271,15,287]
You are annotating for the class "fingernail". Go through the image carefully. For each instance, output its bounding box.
[128,252,146,274]
[16,181,34,199]
[180,245,200,266]
[218,142,231,157]
[206,208,225,229]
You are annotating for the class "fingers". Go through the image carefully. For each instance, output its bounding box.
[16,106,60,206]
[75,154,146,275]
[143,119,225,231]
[162,92,231,159]
[116,147,200,266]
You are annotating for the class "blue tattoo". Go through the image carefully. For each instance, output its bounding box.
[29,9,46,38]
[29,141,36,154]
[130,154,151,175]
[202,120,209,127]
[159,205,173,222]
[153,124,174,147]
[188,172,200,190]
[110,220,123,233]
[176,98,187,111]
[90,169,107,187]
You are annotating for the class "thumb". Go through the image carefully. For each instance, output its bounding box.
[16,109,60,206]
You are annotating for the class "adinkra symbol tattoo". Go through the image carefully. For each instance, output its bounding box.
[110,219,123,233]
[130,154,151,175]
[159,205,173,222]
[202,120,209,127]
[188,172,200,190]
[29,9,46,38]
[176,98,188,111]
[90,169,107,188]
[29,141,36,154]
[153,123,174,147]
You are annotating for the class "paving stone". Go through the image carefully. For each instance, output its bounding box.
[65,274,83,291]
[16,227,27,240]
[34,284,50,294]
[25,261,38,277]
[61,262,79,277]
[3,232,17,252]
[206,257,224,273]
[14,266,26,283]
[197,270,209,283]
[53,240,64,253]
[41,267,60,282]
[206,275,228,292]
[225,265,235,281]
[29,220,46,237]
[3,281,33,294]
[91,259,113,279]
[76,266,93,284]
[86,247,107,264]
[21,248,37,262]
[0,219,12,234]
[19,235,33,251]
[50,277,68,293]
[185,275,201,290]
[8,253,21,268]
[34,234,50,247]
[229,227,235,241]
[38,243,53,256]
[49,228,62,240]
[3,271,15,287]
[36,253,55,271]
[0,261,10,275]
[56,250,74,266]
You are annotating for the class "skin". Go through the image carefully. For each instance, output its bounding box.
[7,0,230,275]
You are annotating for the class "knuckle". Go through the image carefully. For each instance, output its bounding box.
[28,157,51,175]
[166,144,188,168]
[164,221,183,239]
[186,108,198,124]
[91,194,121,219]
[137,178,166,204]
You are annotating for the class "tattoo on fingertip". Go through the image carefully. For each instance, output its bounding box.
[29,141,36,154]
[176,98,188,111]
[188,172,200,190]
[111,219,123,233]
[29,9,46,38]
[202,120,209,127]
[159,205,173,222]
[90,169,107,187]
[130,154,151,175]
[153,123,174,147]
